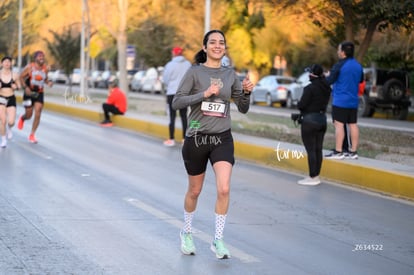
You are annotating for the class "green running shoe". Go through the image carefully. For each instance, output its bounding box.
[211,239,231,259]
[180,231,196,255]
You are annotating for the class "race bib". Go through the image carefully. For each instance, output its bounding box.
[201,100,228,117]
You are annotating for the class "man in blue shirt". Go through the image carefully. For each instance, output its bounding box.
[325,41,363,159]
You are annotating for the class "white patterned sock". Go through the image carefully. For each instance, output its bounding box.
[183,210,194,234]
[214,213,227,240]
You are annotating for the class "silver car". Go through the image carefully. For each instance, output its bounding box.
[140,67,164,94]
[251,75,303,108]
[130,70,146,92]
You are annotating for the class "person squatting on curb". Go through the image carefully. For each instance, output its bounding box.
[162,46,191,147]
[297,64,331,186]
[0,56,21,148]
[100,76,127,127]
[172,30,254,259]
[18,50,53,144]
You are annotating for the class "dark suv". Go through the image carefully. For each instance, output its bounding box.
[359,67,411,120]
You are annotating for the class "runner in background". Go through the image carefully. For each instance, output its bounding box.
[0,56,21,147]
[18,51,53,143]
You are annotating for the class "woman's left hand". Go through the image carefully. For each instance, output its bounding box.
[242,74,254,94]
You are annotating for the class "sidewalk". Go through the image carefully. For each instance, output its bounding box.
[19,91,414,201]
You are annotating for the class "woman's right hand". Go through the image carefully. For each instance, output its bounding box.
[204,83,220,98]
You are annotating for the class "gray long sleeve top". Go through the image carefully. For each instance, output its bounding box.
[172,64,250,136]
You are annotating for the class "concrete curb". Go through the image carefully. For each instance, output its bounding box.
[41,100,414,201]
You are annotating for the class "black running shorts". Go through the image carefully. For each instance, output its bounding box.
[332,106,358,124]
[0,95,16,107]
[22,91,44,106]
[182,129,235,176]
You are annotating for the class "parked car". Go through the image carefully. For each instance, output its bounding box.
[95,70,113,88]
[115,69,139,90]
[87,70,102,88]
[130,70,146,92]
[251,75,303,107]
[359,67,411,120]
[296,71,311,88]
[127,69,138,82]
[49,70,68,84]
[70,68,81,85]
[141,67,164,94]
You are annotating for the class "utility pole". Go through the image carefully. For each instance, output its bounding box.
[205,0,210,34]
[18,0,23,71]
[80,0,91,99]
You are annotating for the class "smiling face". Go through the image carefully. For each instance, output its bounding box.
[1,58,12,69]
[35,52,45,65]
[203,32,226,63]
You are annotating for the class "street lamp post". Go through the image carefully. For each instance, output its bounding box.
[80,0,91,99]
[80,0,86,98]
[205,0,210,34]
[18,0,23,72]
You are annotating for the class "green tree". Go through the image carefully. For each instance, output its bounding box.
[129,17,176,68]
[277,0,414,63]
[44,26,81,91]
[0,0,19,57]
[9,0,413,83]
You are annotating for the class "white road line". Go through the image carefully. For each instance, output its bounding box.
[125,197,260,263]
[17,142,53,159]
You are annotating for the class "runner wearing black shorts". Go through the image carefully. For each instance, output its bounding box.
[18,51,52,144]
[171,30,254,259]
[0,56,21,148]
[182,129,234,176]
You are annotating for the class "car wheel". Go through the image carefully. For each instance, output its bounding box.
[383,78,405,101]
[265,93,273,107]
[395,107,409,120]
[286,93,293,108]
[358,94,375,117]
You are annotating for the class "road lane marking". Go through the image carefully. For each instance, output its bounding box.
[17,142,53,159]
[125,197,260,263]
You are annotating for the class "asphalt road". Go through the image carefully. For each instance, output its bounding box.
[1,109,413,274]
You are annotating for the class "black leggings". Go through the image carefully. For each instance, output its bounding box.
[102,103,123,121]
[300,113,327,178]
[167,95,187,139]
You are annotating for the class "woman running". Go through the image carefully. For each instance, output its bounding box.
[0,56,21,148]
[172,30,254,259]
